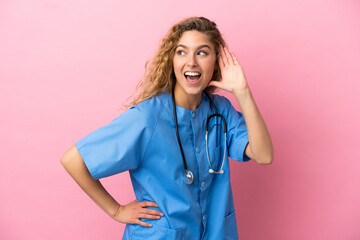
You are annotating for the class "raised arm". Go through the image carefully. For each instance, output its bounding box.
[60,144,163,227]
[208,45,274,164]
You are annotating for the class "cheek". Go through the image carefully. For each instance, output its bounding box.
[204,59,216,74]
[173,58,183,72]
[172,62,180,74]
[173,62,184,81]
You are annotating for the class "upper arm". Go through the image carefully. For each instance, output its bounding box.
[214,94,250,162]
[60,144,84,167]
[72,105,159,180]
[244,143,255,161]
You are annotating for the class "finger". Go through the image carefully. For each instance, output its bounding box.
[139,201,159,208]
[147,209,164,216]
[230,53,239,65]
[139,213,162,219]
[208,80,222,88]
[136,219,152,228]
[139,208,164,216]
[219,53,225,69]
[220,45,229,66]
[223,46,232,65]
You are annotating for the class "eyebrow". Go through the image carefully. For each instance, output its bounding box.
[176,44,211,50]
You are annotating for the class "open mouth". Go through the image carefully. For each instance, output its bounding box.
[184,71,202,83]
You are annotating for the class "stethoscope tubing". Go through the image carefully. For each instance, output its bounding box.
[172,87,189,171]
[172,87,228,184]
[206,131,227,174]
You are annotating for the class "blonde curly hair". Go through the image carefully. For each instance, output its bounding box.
[125,16,226,108]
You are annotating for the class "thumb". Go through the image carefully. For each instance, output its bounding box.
[208,80,222,88]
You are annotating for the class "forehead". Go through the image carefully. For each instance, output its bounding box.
[177,30,214,48]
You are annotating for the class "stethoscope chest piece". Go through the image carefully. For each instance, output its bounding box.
[184,170,194,185]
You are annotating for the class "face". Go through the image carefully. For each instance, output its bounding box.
[173,30,217,99]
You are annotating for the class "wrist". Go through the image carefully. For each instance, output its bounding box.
[232,85,251,96]
[111,203,122,219]
[233,86,253,110]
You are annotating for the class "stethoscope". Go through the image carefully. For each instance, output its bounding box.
[171,87,227,185]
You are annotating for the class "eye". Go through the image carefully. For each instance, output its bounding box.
[197,51,207,56]
[177,50,185,55]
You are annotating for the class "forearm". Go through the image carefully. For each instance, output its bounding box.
[233,87,274,164]
[61,146,120,218]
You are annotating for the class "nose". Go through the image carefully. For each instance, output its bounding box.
[187,54,198,67]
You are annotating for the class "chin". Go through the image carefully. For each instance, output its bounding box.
[175,75,209,98]
[183,85,205,96]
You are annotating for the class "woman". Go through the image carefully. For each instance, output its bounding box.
[61,16,273,239]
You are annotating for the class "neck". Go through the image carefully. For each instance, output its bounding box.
[173,84,202,110]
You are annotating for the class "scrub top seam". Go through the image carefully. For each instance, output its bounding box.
[138,102,165,165]
[221,97,246,134]
[227,116,245,133]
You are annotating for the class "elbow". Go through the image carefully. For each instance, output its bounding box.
[255,151,274,165]
[260,156,273,165]
[265,152,274,165]
[246,142,274,165]
[260,145,274,165]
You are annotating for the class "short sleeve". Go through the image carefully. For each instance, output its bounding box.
[75,106,153,180]
[222,97,251,162]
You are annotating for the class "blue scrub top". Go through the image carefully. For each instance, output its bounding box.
[75,92,250,240]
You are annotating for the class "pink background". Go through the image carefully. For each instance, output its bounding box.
[1,0,359,239]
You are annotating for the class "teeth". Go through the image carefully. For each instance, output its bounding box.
[185,72,201,76]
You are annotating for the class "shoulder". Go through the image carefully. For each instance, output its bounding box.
[132,92,168,116]
[206,92,234,114]
[118,92,168,127]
